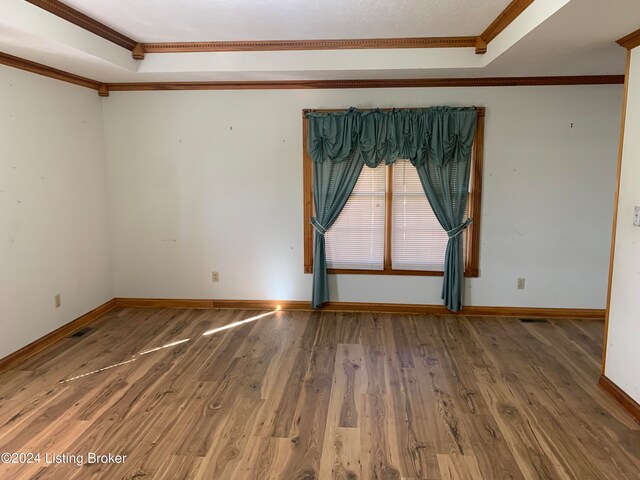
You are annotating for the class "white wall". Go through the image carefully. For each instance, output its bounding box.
[102,85,621,309]
[0,66,112,359]
[605,48,640,404]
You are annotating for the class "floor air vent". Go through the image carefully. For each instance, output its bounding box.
[68,327,93,338]
[519,318,548,323]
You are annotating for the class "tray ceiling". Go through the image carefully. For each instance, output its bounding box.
[0,0,637,87]
[59,0,512,42]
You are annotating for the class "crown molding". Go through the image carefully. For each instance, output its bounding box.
[105,75,624,92]
[480,0,535,45]
[0,49,624,94]
[0,50,101,91]
[140,36,478,54]
[25,0,137,51]
[475,37,488,55]
[616,28,640,50]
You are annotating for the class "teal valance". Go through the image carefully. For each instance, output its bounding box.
[306,107,477,168]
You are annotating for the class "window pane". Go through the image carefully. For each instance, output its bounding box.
[391,159,466,271]
[325,165,385,270]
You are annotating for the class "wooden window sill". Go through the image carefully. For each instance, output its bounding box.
[303,267,479,277]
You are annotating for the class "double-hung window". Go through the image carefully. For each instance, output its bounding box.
[303,107,484,277]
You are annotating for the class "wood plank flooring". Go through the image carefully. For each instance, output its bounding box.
[0,308,638,479]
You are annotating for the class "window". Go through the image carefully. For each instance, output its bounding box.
[303,107,484,277]
[391,159,461,271]
[325,165,386,270]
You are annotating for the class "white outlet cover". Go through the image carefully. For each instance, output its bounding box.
[634,206,640,227]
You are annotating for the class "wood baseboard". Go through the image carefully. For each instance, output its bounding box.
[114,298,604,319]
[0,297,604,375]
[598,375,640,424]
[114,298,214,309]
[0,299,117,373]
[462,306,604,319]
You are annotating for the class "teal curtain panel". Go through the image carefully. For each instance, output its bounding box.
[310,155,363,308]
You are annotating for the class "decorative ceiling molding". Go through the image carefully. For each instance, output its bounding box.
[24,0,137,51]
[480,0,535,44]
[0,50,101,91]
[105,76,624,92]
[0,47,623,94]
[475,37,488,55]
[25,0,538,56]
[616,28,640,50]
[141,36,478,54]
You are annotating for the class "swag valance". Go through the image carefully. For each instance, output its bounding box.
[307,107,477,168]
[306,106,478,312]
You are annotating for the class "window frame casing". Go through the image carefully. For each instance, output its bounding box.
[303,107,484,278]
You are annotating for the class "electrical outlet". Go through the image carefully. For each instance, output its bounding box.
[55,294,61,308]
[634,206,640,227]
[212,271,220,283]
[517,278,525,290]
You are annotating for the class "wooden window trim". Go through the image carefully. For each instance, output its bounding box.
[303,107,484,278]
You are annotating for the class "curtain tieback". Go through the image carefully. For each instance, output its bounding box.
[310,217,328,235]
[446,218,472,238]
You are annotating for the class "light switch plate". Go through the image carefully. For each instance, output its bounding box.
[634,206,640,227]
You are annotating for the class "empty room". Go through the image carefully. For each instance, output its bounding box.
[1,0,640,478]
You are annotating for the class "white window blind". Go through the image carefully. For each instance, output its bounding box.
[325,165,385,270]
[391,159,466,271]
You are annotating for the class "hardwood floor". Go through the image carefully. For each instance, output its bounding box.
[0,308,638,479]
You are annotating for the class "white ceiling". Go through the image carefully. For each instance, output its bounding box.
[481,0,636,77]
[0,0,636,84]
[60,0,512,42]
